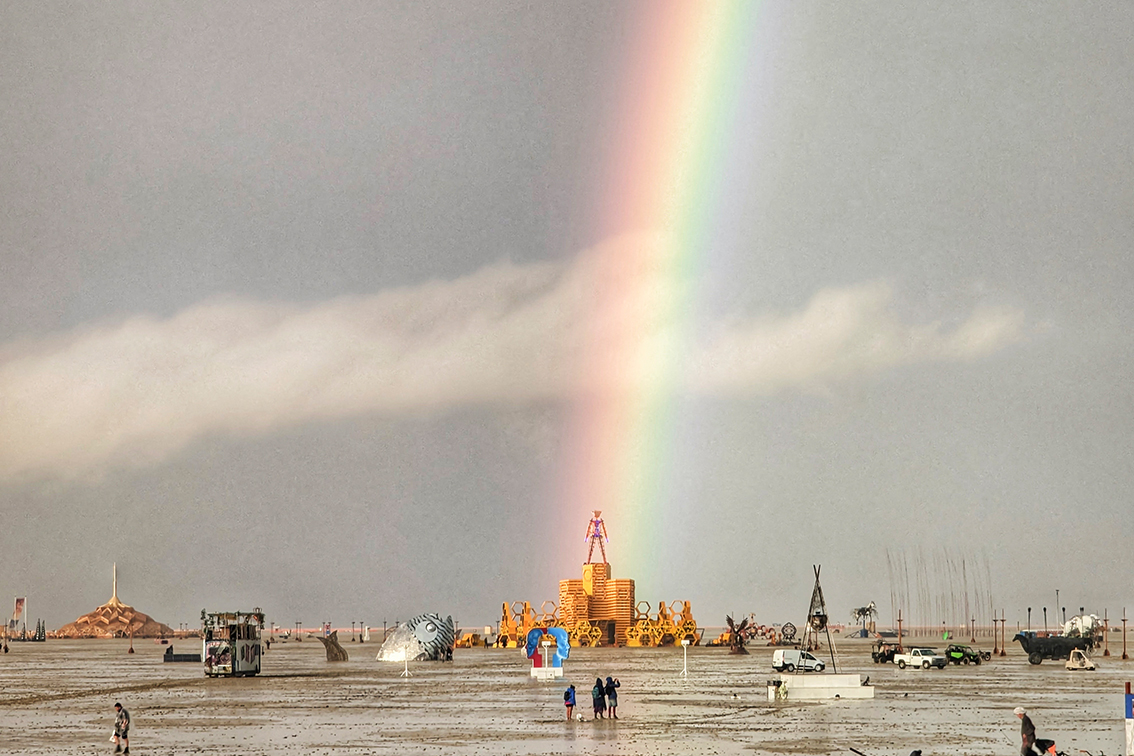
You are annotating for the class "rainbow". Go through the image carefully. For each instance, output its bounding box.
[559,2,775,589]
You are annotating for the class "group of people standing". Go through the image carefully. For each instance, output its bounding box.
[563,676,620,721]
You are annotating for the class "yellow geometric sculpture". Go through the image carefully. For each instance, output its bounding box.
[498,516,700,647]
[55,564,173,639]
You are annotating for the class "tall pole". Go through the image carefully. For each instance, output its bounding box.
[1043,607,1048,635]
[970,618,976,643]
[1028,607,1032,632]
[1104,611,1110,656]
[897,610,903,653]
[1122,609,1128,661]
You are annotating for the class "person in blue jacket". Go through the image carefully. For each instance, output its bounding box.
[564,685,576,721]
[604,676,621,719]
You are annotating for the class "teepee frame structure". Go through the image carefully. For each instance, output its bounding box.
[801,564,839,673]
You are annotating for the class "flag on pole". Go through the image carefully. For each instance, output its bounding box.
[10,597,25,630]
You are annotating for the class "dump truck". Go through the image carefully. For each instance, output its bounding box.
[1013,631,1094,665]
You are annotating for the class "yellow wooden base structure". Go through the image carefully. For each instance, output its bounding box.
[623,600,699,647]
[498,561,700,648]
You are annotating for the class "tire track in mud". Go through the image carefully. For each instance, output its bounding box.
[0,670,355,707]
[0,677,209,707]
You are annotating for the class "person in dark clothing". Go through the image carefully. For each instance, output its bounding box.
[604,676,621,719]
[113,702,130,754]
[591,678,606,719]
[1015,707,1037,756]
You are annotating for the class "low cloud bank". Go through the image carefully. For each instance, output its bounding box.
[0,236,1024,480]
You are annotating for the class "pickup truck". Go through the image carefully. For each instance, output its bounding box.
[894,647,947,669]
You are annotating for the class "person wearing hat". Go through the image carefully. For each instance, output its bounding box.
[1015,707,1036,756]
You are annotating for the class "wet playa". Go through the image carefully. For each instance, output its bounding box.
[0,636,1127,755]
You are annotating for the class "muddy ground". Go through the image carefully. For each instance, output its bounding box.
[0,634,1128,755]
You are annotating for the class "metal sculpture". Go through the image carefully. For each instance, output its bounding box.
[807,568,829,633]
[584,510,609,563]
[410,613,456,660]
[800,565,838,672]
[726,614,749,654]
[377,613,456,662]
[851,601,877,636]
[707,615,781,646]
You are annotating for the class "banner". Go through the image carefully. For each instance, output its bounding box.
[1125,691,1133,756]
[9,597,25,630]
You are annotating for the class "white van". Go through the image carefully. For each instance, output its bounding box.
[771,648,825,672]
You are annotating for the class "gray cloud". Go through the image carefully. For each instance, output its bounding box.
[0,236,1024,481]
[691,283,1025,394]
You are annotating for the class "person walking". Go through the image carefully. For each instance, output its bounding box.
[604,676,621,719]
[112,702,130,754]
[564,685,576,721]
[591,677,606,719]
[1015,707,1039,756]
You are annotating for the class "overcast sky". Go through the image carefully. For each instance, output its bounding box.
[2,2,1132,633]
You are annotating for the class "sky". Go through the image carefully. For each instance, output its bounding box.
[1,1,1132,634]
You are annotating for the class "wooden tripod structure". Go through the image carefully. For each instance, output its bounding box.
[801,565,838,673]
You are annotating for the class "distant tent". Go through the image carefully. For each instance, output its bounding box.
[54,564,172,639]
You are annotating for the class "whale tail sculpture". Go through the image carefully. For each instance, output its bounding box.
[316,630,349,662]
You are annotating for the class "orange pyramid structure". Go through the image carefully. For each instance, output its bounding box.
[55,564,173,639]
